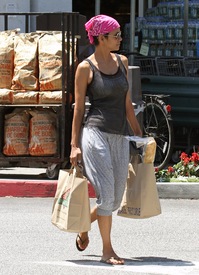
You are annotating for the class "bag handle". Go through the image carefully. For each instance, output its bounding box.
[69,164,84,179]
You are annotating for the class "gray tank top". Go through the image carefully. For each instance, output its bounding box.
[85,54,129,135]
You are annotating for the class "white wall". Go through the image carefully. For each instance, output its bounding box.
[0,0,72,32]
[30,0,72,12]
[0,0,30,32]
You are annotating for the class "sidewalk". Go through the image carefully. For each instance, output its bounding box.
[0,167,199,199]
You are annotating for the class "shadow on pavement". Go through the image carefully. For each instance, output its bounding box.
[67,256,194,267]
[130,256,194,266]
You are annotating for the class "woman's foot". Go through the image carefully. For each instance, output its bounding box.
[76,233,89,252]
[100,251,124,265]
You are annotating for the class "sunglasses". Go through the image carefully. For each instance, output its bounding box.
[104,31,122,39]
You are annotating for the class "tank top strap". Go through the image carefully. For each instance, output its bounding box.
[115,53,127,75]
[85,58,96,72]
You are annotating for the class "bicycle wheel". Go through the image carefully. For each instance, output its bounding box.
[143,99,174,169]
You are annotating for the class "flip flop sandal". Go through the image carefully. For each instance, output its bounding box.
[76,234,89,252]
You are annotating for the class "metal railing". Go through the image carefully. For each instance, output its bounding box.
[134,56,199,77]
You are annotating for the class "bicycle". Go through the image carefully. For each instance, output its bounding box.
[142,94,174,170]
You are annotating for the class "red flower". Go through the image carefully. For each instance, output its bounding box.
[168,166,174,173]
[183,157,190,166]
[155,150,199,181]
[155,167,159,172]
[190,152,199,164]
[180,152,188,160]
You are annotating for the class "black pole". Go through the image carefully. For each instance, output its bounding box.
[183,0,189,57]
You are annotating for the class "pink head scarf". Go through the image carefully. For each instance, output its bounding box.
[85,14,120,44]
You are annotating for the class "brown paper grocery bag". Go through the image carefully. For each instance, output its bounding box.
[51,167,91,233]
[117,159,161,219]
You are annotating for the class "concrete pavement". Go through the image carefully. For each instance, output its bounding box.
[0,167,199,199]
[0,198,199,275]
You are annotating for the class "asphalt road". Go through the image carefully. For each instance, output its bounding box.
[0,198,199,275]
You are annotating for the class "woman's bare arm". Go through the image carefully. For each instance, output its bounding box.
[70,61,91,164]
[120,55,142,137]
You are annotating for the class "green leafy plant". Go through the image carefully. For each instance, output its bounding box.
[155,151,199,182]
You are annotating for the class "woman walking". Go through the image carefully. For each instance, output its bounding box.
[70,14,142,265]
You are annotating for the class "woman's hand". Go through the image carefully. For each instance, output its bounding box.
[70,146,82,166]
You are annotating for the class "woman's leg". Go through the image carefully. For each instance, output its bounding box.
[98,215,124,264]
[76,205,97,250]
[77,206,124,264]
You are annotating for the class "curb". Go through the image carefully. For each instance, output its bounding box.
[0,179,199,199]
[157,182,199,200]
[0,179,96,198]
[0,179,57,198]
